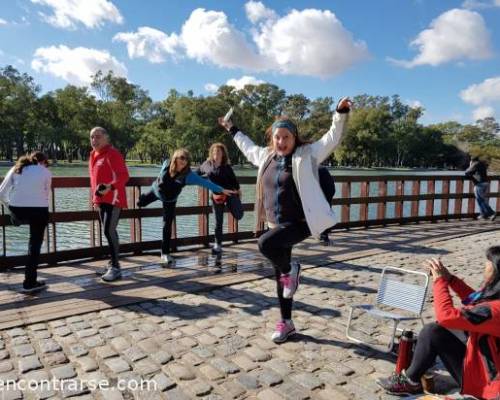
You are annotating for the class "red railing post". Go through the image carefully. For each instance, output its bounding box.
[467,180,476,216]
[341,181,351,224]
[441,179,450,220]
[426,180,435,220]
[359,181,369,225]
[411,180,420,218]
[455,179,464,218]
[377,180,387,223]
[395,180,404,221]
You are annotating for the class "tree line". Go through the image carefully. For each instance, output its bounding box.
[1,65,498,170]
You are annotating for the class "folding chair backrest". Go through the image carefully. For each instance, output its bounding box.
[376,267,429,315]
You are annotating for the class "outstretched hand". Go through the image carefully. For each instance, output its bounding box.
[222,189,238,196]
[336,97,353,112]
[218,117,234,132]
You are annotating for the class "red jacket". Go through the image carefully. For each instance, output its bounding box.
[434,276,500,399]
[89,145,129,208]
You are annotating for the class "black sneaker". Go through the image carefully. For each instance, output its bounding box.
[21,281,47,294]
[376,373,423,395]
[136,194,147,208]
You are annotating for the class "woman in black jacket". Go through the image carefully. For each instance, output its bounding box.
[197,143,243,254]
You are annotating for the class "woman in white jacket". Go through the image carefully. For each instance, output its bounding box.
[0,152,52,293]
[218,98,351,342]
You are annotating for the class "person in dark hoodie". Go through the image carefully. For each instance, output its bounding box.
[196,142,243,255]
[465,156,496,221]
[137,148,236,264]
[377,246,500,399]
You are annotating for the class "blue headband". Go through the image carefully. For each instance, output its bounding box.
[272,120,297,136]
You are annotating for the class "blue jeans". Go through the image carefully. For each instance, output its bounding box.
[474,182,494,217]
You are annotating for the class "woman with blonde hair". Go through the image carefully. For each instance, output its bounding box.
[0,151,52,293]
[137,148,235,264]
[197,143,243,255]
[219,98,351,342]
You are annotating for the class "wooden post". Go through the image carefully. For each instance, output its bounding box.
[411,180,420,218]
[198,187,209,247]
[455,179,464,217]
[359,181,369,225]
[395,180,404,220]
[341,181,351,224]
[228,207,238,244]
[467,180,476,216]
[426,180,435,220]
[377,180,387,223]
[441,179,450,219]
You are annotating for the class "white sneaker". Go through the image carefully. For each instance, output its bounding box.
[160,254,174,265]
[490,213,497,222]
[271,320,296,343]
[280,262,301,299]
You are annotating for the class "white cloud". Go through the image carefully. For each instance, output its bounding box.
[226,75,266,90]
[31,0,123,29]
[204,83,219,93]
[180,8,266,70]
[252,8,369,77]
[462,0,500,8]
[113,3,368,78]
[113,27,180,63]
[245,1,276,24]
[0,18,7,25]
[31,45,127,86]
[405,99,423,108]
[460,76,500,105]
[390,9,493,68]
[472,105,495,120]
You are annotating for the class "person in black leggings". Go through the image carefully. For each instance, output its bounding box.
[219,98,351,343]
[377,247,500,399]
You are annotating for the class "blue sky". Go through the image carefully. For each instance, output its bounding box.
[0,0,499,125]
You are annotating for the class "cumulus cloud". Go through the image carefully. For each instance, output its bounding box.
[113,27,180,63]
[460,76,500,105]
[226,75,266,89]
[390,9,493,68]
[204,83,219,93]
[31,0,123,29]
[472,105,495,120]
[462,0,500,9]
[0,18,7,25]
[31,45,127,86]
[113,3,368,78]
[245,1,277,24]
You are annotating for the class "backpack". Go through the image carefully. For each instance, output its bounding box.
[318,166,336,205]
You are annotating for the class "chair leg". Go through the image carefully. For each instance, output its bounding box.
[387,320,398,353]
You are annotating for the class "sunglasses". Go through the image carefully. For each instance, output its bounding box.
[177,155,188,161]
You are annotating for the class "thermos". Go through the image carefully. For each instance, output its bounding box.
[395,330,415,374]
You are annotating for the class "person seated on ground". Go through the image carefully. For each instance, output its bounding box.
[377,246,500,399]
[137,148,236,265]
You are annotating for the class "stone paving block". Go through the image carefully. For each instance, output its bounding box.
[76,356,98,372]
[105,357,131,374]
[92,345,118,360]
[151,350,173,365]
[111,337,131,352]
[244,346,271,362]
[12,343,35,357]
[123,347,148,362]
[196,333,219,346]
[0,350,9,360]
[134,358,161,376]
[33,330,52,340]
[344,358,376,375]
[232,355,258,372]
[18,355,42,373]
[0,388,23,400]
[137,338,160,354]
[256,388,283,400]
[51,364,77,380]
[187,379,213,397]
[0,360,14,373]
[200,364,225,381]
[209,358,239,375]
[163,387,191,400]
[317,370,347,386]
[190,346,214,359]
[236,373,261,390]
[290,372,324,391]
[151,372,177,391]
[257,369,283,387]
[163,363,195,381]
[83,335,105,348]
[181,351,203,366]
[39,338,62,353]
[44,351,69,366]
[272,382,310,400]
[11,336,30,346]
[54,326,72,337]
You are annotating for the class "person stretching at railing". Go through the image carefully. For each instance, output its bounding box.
[196,143,243,256]
[218,98,351,343]
[0,151,52,293]
[89,127,129,283]
[136,148,236,265]
[377,246,500,399]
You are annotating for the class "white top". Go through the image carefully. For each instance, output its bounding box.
[0,164,52,207]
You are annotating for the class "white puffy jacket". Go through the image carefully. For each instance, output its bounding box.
[233,111,348,237]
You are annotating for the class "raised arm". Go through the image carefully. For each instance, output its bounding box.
[309,97,351,164]
[185,171,224,193]
[0,167,15,205]
[218,117,268,167]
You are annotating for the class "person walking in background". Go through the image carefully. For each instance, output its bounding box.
[218,98,351,343]
[465,156,496,221]
[196,143,243,255]
[137,148,236,265]
[0,152,52,293]
[89,127,129,282]
[377,247,500,399]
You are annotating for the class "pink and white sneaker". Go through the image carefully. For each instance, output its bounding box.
[271,320,296,343]
[280,262,301,299]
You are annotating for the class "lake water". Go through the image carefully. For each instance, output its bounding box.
[0,165,477,256]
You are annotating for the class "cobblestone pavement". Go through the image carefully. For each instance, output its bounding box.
[0,229,498,399]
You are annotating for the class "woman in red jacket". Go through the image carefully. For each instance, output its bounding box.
[377,246,500,399]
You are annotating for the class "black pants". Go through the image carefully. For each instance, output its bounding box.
[258,221,310,320]
[212,195,244,245]
[162,201,176,255]
[9,206,49,288]
[406,322,466,386]
[98,203,121,268]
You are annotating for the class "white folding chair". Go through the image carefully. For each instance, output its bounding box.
[346,266,429,353]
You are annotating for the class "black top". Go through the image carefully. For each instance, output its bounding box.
[465,160,488,185]
[196,160,240,190]
[262,154,304,224]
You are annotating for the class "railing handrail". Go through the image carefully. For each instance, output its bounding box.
[1,173,498,269]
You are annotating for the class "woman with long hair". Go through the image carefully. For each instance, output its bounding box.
[377,246,500,399]
[0,151,52,293]
[137,148,236,264]
[197,143,243,255]
[218,98,351,342]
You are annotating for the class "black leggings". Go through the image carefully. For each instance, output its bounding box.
[258,221,310,320]
[406,322,466,386]
[9,206,49,288]
[212,196,244,245]
[98,204,121,267]
[162,201,176,255]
